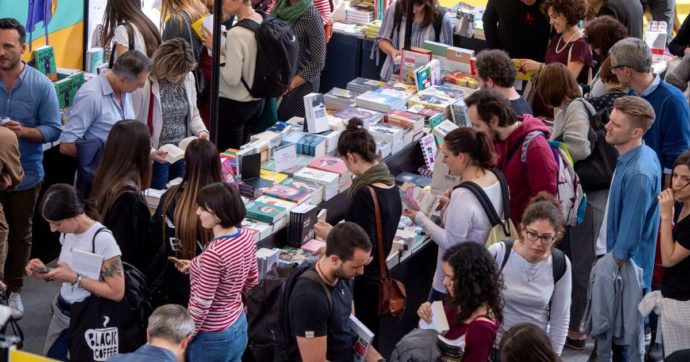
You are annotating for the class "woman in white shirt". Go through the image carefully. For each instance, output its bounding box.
[131,38,209,190]
[25,184,125,361]
[102,0,162,61]
[405,127,503,301]
[488,193,573,356]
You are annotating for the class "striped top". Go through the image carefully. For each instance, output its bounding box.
[188,228,259,333]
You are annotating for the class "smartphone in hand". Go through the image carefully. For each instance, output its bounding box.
[32,267,52,273]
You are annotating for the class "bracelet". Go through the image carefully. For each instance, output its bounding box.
[71,273,84,288]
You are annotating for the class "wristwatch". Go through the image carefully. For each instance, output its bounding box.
[72,273,84,288]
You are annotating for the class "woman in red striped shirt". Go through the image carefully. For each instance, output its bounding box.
[175,182,259,361]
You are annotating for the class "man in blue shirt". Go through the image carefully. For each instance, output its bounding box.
[600,96,660,361]
[107,304,195,362]
[0,18,61,319]
[59,50,151,195]
[609,37,690,188]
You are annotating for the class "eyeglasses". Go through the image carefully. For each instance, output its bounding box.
[609,64,629,72]
[523,228,556,246]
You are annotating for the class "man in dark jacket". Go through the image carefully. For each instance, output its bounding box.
[482,0,551,61]
[465,88,558,225]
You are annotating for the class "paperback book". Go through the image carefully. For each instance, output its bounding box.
[287,203,318,248]
[303,93,330,133]
[245,200,287,224]
[400,182,439,215]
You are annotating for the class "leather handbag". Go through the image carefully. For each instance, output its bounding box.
[368,186,407,317]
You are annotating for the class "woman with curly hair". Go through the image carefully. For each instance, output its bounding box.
[516,0,594,118]
[417,242,502,361]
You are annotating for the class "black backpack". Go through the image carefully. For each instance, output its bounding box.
[572,98,619,192]
[67,228,152,361]
[235,12,299,99]
[499,240,566,321]
[390,2,445,42]
[246,262,332,361]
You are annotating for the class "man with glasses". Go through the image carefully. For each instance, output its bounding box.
[595,96,660,361]
[609,37,690,189]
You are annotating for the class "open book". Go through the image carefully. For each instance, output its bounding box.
[418,301,450,333]
[154,136,196,164]
[400,182,440,216]
[71,248,105,280]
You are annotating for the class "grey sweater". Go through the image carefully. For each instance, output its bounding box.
[551,98,595,162]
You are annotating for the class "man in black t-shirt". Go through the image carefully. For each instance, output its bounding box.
[289,222,384,362]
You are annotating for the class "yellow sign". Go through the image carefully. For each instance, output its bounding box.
[10,349,60,362]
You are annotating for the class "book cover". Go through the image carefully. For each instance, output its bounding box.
[245,201,287,224]
[308,156,349,176]
[303,93,330,133]
[350,315,375,362]
[293,167,339,186]
[255,195,297,213]
[400,182,439,215]
[301,238,326,254]
[287,203,318,247]
[71,248,105,280]
[262,182,314,204]
[451,99,471,127]
[86,48,105,74]
[256,248,281,279]
[158,136,197,163]
[385,110,425,133]
[259,169,289,184]
[419,134,438,169]
[414,64,433,91]
[368,123,404,143]
[281,177,324,204]
[333,107,383,126]
[33,45,57,81]
[400,47,432,84]
[431,120,460,142]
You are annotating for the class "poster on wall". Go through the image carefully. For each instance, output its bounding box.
[0,0,84,69]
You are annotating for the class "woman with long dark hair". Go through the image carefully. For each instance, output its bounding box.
[500,323,560,362]
[26,184,124,360]
[405,127,503,302]
[417,242,503,361]
[148,139,222,306]
[372,0,454,81]
[313,118,402,346]
[91,120,153,273]
[101,0,162,60]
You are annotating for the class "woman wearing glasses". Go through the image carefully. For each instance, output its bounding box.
[488,193,572,357]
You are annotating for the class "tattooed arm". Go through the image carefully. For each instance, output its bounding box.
[79,256,126,302]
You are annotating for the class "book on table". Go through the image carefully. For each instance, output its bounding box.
[155,136,197,163]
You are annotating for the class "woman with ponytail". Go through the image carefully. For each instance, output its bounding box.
[148,139,222,306]
[405,127,503,302]
[26,184,125,360]
[313,118,402,347]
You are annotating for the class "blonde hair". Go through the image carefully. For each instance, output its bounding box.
[613,96,656,133]
[152,38,197,80]
[161,0,208,32]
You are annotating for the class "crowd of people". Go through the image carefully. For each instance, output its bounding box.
[1,0,690,361]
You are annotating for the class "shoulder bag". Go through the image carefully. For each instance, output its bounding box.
[367,186,407,317]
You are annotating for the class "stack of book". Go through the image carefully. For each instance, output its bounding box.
[346,6,374,25]
[368,123,404,144]
[287,203,318,247]
[432,119,460,141]
[294,167,340,201]
[54,72,86,110]
[255,195,298,214]
[242,219,273,243]
[262,178,322,205]
[308,156,353,192]
[407,88,456,113]
[304,93,330,133]
[256,248,281,279]
[324,88,357,111]
[280,177,324,204]
[245,200,287,224]
[262,154,315,176]
[355,88,411,113]
[450,99,471,127]
[395,172,433,187]
[347,77,386,95]
[363,20,381,39]
[333,107,383,128]
[85,48,105,74]
[332,22,365,37]
[296,134,328,157]
[384,110,425,133]
[443,72,478,88]
[383,81,418,95]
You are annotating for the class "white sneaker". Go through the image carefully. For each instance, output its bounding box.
[8,292,23,320]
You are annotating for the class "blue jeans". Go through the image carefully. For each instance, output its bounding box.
[428,288,446,302]
[187,313,247,362]
[151,159,184,190]
[612,343,631,362]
